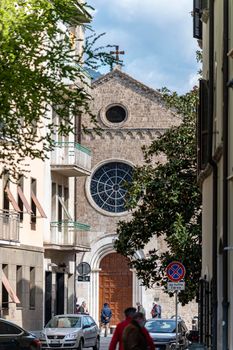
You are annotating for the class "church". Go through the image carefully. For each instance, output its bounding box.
[76,64,197,327]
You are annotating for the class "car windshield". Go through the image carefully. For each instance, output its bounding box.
[146,320,176,333]
[46,316,81,329]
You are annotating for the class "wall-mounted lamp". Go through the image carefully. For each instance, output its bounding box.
[223,247,233,251]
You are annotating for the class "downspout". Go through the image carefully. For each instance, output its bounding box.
[222,0,229,348]
[207,1,218,349]
[73,114,82,311]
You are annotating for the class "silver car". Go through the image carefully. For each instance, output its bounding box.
[39,314,100,350]
[145,318,189,350]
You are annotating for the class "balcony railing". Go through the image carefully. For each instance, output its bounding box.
[51,142,92,177]
[46,221,90,250]
[0,210,20,243]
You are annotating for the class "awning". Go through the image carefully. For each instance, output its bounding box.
[5,187,21,212]
[2,272,20,304]
[17,186,32,214]
[31,191,47,218]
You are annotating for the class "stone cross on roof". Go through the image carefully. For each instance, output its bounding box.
[110,45,125,64]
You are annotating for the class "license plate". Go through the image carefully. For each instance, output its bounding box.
[49,339,61,344]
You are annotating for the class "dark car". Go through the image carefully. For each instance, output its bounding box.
[0,318,41,350]
[39,314,100,350]
[145,318,189,350]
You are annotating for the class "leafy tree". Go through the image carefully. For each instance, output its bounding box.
[0,0,115,177]
[115,87,201,305]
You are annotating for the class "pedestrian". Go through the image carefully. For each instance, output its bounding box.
[123,312,155,350]
[77,301,89,314]
[75,303,80,314]
[151,303,161,318]
[136,301,146,317]
[100,303,112,337]
[109,307,136,350]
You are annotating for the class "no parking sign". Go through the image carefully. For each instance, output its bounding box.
[166,261,186,282]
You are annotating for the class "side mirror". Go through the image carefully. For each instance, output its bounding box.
[82,324,90,329]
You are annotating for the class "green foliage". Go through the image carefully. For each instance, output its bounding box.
[0,0,115,177]
[115,87,201,305]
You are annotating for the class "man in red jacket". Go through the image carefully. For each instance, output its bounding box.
[123,312,155,350]
[109,307,136,350]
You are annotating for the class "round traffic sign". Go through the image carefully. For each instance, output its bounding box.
[166,261,186,282]
[77,262,91,276]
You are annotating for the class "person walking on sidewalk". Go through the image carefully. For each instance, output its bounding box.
[109,307,136,350]
[136,302,146,318]
[100,303,112,337]
[123,312,155,350]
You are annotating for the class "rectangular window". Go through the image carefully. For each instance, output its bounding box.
[31,178,37,230]
[16,266,23,308]
[58,185,63,232]
[2,265,9,309]
[193,0,202,39]
[29,267,36,309]
[51,182,57,221]
[18,176,24,222]
[3,175,9,211]
[197,79,209,172]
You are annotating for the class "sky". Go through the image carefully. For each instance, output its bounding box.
[88,0,199,94]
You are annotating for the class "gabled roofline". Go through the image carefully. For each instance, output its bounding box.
[92,67,162,99]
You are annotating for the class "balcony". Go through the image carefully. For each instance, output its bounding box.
[51,142,91,177]
[0,210,20,244]
[44,221,90,251]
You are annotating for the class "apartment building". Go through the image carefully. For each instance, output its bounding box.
[0,8,92,330]
[194,0,233,349]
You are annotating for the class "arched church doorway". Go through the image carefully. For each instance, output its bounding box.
[99,252,132,325]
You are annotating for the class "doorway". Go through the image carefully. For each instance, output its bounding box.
[99,253,132,325]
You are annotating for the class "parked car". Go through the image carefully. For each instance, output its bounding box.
[39,314,100,350]
[0,318,41,350]
[145,318,189,350]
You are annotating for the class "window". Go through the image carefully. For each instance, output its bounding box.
[2,265,8,309]
[90,162,133,214]
[3,174,9,211]
[106,105,127,123]
[51,183,72,226]
[31,178,37,229]
[29,267,36,309]
[18,176,24,222]
[16,266,23,308]
[0,320,22,335]
[51,182,57,221]
[193,0,202,39]
[58,185,63,231]
[197,79,209,171]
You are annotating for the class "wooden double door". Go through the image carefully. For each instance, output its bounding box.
[99,253,132,325]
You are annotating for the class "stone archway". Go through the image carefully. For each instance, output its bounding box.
[99,252,132,325]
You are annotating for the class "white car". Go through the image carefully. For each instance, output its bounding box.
[39,314,100,350]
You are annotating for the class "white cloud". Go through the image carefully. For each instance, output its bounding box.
[89,0,198,94]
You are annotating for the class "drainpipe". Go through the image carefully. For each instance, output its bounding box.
[73,114,81,311]
[207,1,218,349]
[222,0,229,349]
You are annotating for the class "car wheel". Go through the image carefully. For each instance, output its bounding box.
[93,336,100,350]
[77,339,84,350]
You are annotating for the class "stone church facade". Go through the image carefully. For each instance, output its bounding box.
[76,67,197,327]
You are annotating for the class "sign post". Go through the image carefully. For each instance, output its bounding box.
[166,261,186,350]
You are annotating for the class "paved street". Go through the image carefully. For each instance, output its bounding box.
[99,334,112,350]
